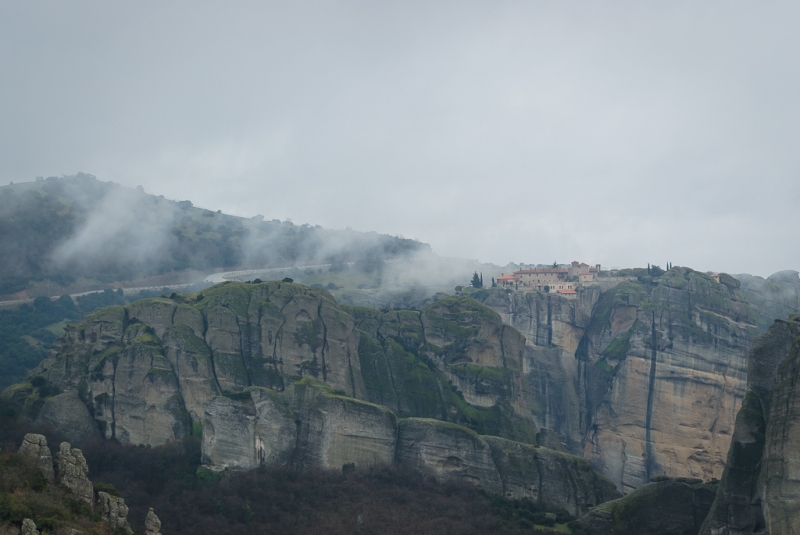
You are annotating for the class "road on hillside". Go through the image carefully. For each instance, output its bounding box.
[0,262,350,308]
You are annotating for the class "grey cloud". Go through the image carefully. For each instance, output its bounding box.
[1,1,799,277]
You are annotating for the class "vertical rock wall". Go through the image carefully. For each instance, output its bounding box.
[479,268,760,491]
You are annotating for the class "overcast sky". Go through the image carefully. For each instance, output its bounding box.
[1,2,798,276]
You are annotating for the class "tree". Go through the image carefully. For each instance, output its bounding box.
[552,261,558,268]
[491,277,496,288]
[471,272,482,288]
[543,285,550,293]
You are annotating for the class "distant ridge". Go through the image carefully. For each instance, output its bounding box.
[0,174,426,297]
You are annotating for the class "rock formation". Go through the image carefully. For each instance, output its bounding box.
[15,434,133,534]
[145,508,162,535]
[478,267,760,491]
[18,434,54,484]
[20,519,38,535]
[12,277,759,502]
[200,379,621,514]
[55,442,94,505]
[700,315,800,534]
[16,283,535,448]
[97,492,133,534]
[1,282,621,509]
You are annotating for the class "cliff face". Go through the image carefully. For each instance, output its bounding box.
[479,267,761,492]
[16,282,534,447]
[2,282,622,512]
[700,315,800,535]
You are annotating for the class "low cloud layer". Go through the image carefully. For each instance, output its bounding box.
[2,2,799,276]
[52,186,173,272]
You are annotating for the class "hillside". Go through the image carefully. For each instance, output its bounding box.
[0,174,425,298]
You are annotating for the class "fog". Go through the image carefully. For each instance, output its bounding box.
[52,186,173,272]
[2,2,799,276]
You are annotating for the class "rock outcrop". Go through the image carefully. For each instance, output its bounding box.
[97,492,133,534]
[145,508,162,535]
[571,477,718,535]
[18,434,54,484]
[20,519,38,535]
[479,268,761,491]
[700,315,800,535]
[55,442,94,505]
[15,434,133,534]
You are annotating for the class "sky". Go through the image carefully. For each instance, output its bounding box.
[1,2,799,277]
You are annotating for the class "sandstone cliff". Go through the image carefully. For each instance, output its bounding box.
[477,267,761,491]
[700,315,800,535]
[12,282,534,447]
[3,282,621,511]
[198,378,620,515]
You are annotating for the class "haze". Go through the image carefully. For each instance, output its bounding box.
[1,2,798,277]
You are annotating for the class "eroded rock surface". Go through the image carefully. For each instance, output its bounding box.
[20,283,537,448]
[20,519,38,535]
[201,387,296,471]
[479,268,760,490]
[96,491,133,534]
[18,434,54,484]
[145,508,162,535]
[55,442,93,505]
[397,418,504,495]
[485,436,620,517]
[293,380,397,471]
[700,315,800,535]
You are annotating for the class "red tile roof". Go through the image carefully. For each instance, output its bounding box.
[514,268,568,275]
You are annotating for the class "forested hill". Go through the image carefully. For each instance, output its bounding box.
[0,174,426,296]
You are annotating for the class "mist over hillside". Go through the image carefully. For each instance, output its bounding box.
[0,174,426,297]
